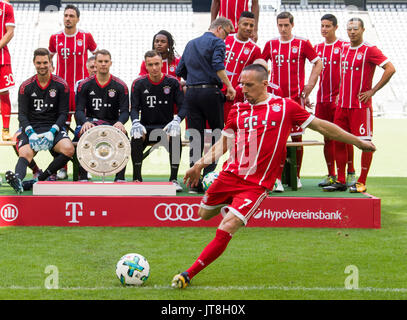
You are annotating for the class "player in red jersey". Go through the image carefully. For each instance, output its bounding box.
[171,64,376,288]
[234,58,283,102]
[211,0,259,42]
[323,18,395,193]
[314,14,356,188]
[48,4,97,180]
[262,11,322,188]
[49,4,97,121]
[139,30,181,80]
[0,0,15,141]
[223,11,261,121]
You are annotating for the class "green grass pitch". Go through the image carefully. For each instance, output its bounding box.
[0,118,406,300]
[0,176,407,300]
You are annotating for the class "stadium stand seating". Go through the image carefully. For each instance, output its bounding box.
[5,1,407,118]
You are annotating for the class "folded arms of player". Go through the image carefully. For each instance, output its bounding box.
[307,117,376,152]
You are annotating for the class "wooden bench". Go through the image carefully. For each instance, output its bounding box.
[283,140,324,191]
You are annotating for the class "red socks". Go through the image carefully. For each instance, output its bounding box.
[347,144,355,173]
[0,93,11,129]
[335,141,348,184]
[358,152,373,185]
[186,229,232,279]
[324,138,336,177]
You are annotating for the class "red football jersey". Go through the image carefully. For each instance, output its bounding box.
[262,36,320,100]
[49,29,97,89]
[224,34,261,88]
[139,56,181,79]
[0,0,15,65]
[219,0,249,31]
[222,94,314,189]
[315,39,347,103]
[338,42,389,109]
[234,82,283,103]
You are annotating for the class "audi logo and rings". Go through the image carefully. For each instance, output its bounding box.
[154,203,201,222]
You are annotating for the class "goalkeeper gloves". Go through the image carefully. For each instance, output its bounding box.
[25,126,41,152]
[130,119,146,139]
[163,115,181,137]
[38,125,59,151]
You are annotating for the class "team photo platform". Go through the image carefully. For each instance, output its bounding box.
[0,178,380,229]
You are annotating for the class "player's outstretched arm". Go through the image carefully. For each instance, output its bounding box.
[307,117,376,152]
[184,135,230,187]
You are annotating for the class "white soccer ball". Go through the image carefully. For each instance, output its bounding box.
[202,171,219,191]
[116,253,150,286]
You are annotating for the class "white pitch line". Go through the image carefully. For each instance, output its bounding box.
[1,285,407,293]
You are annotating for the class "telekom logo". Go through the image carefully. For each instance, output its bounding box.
[0,204,19,222]
[65,202,83,223]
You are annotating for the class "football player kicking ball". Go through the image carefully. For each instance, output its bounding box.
[171,64,376,288]
[5,48,74,193]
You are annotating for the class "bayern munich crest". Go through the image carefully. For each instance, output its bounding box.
[272,104,282,112]
[163,86,171,94]
[108,89,116,97]
[49,89,57,98]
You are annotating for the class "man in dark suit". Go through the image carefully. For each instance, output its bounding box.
[176,17,235,193]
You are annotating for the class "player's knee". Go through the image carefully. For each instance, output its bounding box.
[18,146,34,160]
[60,143,75,158]
[198,208,214,221]
[219,214,243,235]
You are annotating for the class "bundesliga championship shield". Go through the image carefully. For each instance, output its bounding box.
[77,125,131,177]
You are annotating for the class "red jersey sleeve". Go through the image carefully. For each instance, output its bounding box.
[261,41,271,62]
[286,98,314,129]
[233,85,244,104]
[222,104,239,137]
[367,45,389,67]
[48,34,56,54]
[86,33,97,53]
[5,3,15,27]
[139,60,147,75]
[303,39,319,64]
[251,46,262,63]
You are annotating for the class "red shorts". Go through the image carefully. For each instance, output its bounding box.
[315,101,337,123]
[290,96,305,136]
[334,107,373,140]
[200,171,268,225]
[0,64,14,92]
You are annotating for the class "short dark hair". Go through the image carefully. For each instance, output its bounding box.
[64,4,80,18]
[239,11,255,20]
[348,17,364,28]
[321,14,337,27]
[242,64,268,81]
[277,11,294,24]
[144,50,161,61]
[33,48,51,62]
[94,49,111,60]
